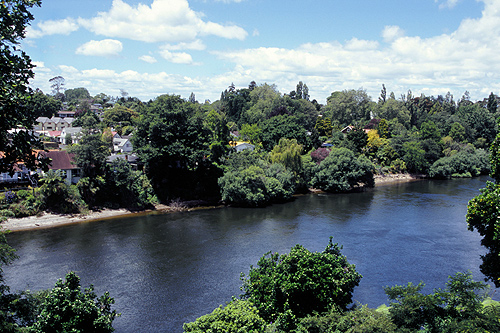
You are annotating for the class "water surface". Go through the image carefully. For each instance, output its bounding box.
[4,177,492,332]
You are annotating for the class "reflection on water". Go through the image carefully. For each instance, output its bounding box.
[4,177,493,332]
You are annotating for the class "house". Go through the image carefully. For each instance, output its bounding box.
[113,138,133,153]
[61,127,83,145]
[234,142,255,152]
[38,150,81,185]
[341,126,355,134]
[35,117,74,131]
[57,110,76,118]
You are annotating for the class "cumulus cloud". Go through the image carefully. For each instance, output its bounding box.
[139,55,158,63]
[26,18,79,38]
[29,0,500,104]
[161,40,206,51]
[438,0,461,9]
[159,50,194,64]
[76,39,123,57]
[78,0,247,43]
[212,0,500,101]
[382,25,405,43]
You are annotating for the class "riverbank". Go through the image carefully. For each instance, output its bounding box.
[1,174,420,232]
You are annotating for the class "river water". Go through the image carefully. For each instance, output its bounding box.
[4,177,494,332]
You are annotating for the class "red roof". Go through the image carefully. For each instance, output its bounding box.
[39,150,78,170]
[48,131,62,137]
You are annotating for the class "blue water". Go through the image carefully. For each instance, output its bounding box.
[4,177,493,332]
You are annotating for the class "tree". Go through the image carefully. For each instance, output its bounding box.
[259,115,310,151]
[323,89,373,127]
[385,272,497,332]
[467,128,500,287]
[311,147,374,192]
[49,76,65,97]
[487,92,498,113]
[183,300,266,333]
[240,238,362,329]
[64,87,91,103]
[29,272,119,333]
[269,138,303,175]
[0,0,52,174]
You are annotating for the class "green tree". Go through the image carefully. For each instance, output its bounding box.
[183,299,266,333]
[64,87,91,103]
[311,147,374,192]
[323,89,373,127]
[385,272,497,332]
[269,138,303,175]
[38,170,86,214]
[218,162,295,207]
[0,0,56,174]
[259,115,310,151]
[467,128,500,286]
[240,238,362,329]
[239,123,262,145]
[402,141,427,174]
[104,159,157,210]
[29,271,119,333]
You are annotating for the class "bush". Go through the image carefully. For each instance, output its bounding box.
[429,151,486,179]
[311,147,374,192]
[241,238,362,329]
[218,161,295,207]
[183,299,266,333]
[296,306,397,333]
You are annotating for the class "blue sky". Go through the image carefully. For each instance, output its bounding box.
[22,0,499,103]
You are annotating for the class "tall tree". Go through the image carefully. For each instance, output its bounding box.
[0,0,50,173]
[49,76,65,96]
[466,127,500,286]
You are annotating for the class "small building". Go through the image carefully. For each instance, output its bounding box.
[38,150,81,185]
[61,127,83,145]
[113,138,133,153]
[233,142,255,152]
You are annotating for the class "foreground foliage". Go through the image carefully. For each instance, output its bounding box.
[240,238,362,330]
[467,126,500,287]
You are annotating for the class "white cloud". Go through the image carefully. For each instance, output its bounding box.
[26,18,79,38]
[161,40,206,51]
[139,55,158,63]
[159,50,194,64]
[438,0,461,9]
[212,0,500,102]
[78,0,247,43]
[28,0,500,104]
[76,39,123,57]
[382,25,405,43]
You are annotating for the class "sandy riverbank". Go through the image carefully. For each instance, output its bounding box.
[1,174,420,232]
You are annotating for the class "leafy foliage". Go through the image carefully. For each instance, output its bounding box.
[429,150,488,179]
[240,238,362,329]
[29,272,119,333]
[311,147,374,192]
[0,0,58,173]
[384,272,498,332]
[183,299,266,333]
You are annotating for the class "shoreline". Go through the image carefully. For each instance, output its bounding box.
[1,174,420,233]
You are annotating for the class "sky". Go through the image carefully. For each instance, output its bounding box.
[21,0,500,104]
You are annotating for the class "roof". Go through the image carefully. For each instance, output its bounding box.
[48,131,62,137]
[39,150,78,170]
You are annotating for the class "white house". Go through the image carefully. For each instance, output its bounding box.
[113,138,133,153]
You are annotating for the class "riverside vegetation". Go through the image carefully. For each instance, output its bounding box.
[1,0,500,331]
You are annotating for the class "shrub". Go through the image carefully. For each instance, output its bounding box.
[241,238,362,329]
[311,147,374,192]
[183,300,266,333]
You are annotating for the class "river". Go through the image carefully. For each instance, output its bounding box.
[4,176,494,332]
